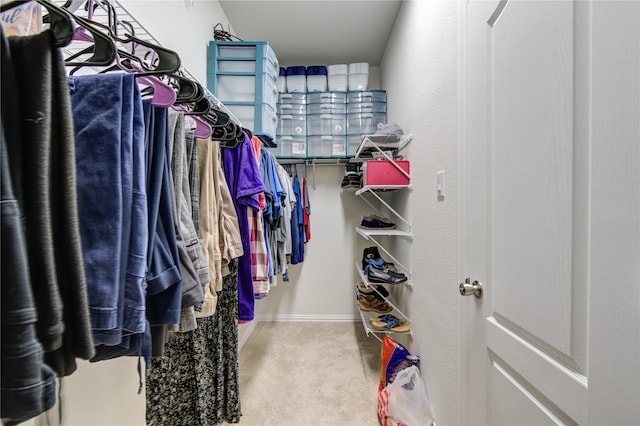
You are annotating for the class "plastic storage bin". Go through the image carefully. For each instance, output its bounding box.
[277,115,307,136]
[327,64,348,91]
[215,72,278,106]
[307,135,347,158]
[278,67,287,93]
[208,41,280,140]
[278,92,307,105]
[348,62,369,91]
[272,135,307,158]
[307,113,346,135]
[307,103,346,115]
[347,90,387,104]
[346,102,387,114]
[286,66,307,92]
[225,102,278,140]
[347,112,387,135]
[363,160,411,186]
[277,103,307,116]
[306,91,347,105]
[306,65,328,92]
[347,134,364,157]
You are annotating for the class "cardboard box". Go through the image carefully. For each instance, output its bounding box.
[364,159,410,186]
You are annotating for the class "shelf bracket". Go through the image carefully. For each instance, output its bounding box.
[358,186,411,231]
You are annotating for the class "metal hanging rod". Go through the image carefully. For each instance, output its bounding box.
[55,0,242,126]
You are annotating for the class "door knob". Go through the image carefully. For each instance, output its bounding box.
[459,278,483,299]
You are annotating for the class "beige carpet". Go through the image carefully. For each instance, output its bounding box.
[234,321,382,426]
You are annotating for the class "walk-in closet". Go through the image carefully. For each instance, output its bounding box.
[2,1,638,425]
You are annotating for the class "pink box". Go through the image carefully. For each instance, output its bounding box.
[364,160,411,186]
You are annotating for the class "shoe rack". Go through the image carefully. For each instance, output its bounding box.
[353,134,413,341]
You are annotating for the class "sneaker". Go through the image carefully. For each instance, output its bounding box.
[367,267,407,284]
[341,163,362,189]
[357,215,396,230]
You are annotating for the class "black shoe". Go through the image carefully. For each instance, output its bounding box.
[341,163,362,189]
[374,284,390,297]
[362,246,397,272]
[367,268,407,284]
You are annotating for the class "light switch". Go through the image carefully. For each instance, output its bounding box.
[436,170,445,199]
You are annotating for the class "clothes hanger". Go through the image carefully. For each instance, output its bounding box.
[63,13,116,67]
[1,0,76,47]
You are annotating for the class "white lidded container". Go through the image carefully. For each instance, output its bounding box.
[277,67,287,93]
[286,66,307,92]
[327,64,348,92]
[348,62,369,91]
[306,65,328,92]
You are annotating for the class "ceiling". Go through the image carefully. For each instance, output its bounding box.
[218,0,402,67]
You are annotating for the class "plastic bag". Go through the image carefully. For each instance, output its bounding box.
[380,336,420,391]
[378,365,434,426]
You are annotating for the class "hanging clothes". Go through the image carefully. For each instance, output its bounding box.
[273,162,296,279]
[167,111,207,333]
[221,133,265,322]
[69,72,149,363]
[290,175,306,265]
[1,28,57,424]
[146,260,241,426]
[5,28,94,375]
[302,176,312,242]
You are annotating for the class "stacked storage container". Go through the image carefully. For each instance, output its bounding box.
[274,93,307,158]
[306,92,348,158]
[207,41,279,141]
[346,90,388,156]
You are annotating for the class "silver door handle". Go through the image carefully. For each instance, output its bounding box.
[459,278,483,299]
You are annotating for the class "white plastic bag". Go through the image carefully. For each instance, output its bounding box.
[378,365,434,426]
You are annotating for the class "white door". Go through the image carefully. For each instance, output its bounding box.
[460,1,640,424]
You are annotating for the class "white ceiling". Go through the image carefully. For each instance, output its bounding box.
[218,0,402,67]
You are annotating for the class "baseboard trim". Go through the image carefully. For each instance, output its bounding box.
[238,320,257,350]
[255,314,360,322]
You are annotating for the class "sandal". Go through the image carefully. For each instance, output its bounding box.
[368,314,406,324]
[370,318,411,333]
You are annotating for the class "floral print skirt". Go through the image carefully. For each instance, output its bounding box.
[146,260,241,425]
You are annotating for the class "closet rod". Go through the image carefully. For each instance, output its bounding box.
[56,0,242,127]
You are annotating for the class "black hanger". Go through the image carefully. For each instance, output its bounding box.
[110,33,181,76]
[1,0,75,47]
[169,74,200,104]
[63,13,116,67]
[65,3,178,76]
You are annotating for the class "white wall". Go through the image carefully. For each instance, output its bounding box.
[380,1,460,424]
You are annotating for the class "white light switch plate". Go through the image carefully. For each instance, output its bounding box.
[436,170,445,199]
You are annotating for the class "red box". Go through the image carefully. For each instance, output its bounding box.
[364,160,411,186]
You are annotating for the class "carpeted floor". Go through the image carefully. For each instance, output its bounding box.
[234,321,382,426]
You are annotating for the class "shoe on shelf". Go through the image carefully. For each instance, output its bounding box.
[368,314,406,325]
[357,215,396,230]
[362,246,399,274]
[356,281,389,298]
[356,293,393,314]
[370,317,411,333]
[367,267,407,284]
[341,163,362,189]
